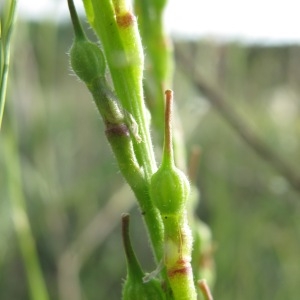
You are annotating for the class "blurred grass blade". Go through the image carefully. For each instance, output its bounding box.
[0,0,17,130]
[3,125,50,300]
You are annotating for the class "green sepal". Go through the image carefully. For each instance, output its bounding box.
[123,277,166,300]
[121,214,166,300]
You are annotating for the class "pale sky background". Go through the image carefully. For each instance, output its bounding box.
[17,0,300,44]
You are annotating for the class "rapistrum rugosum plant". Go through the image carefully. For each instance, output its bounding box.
[67,0,214,299]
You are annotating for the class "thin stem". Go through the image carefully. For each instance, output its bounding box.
[0,0,17,130]
[87,0,157,178]
[89,82,165,261]
[134,0,173,132]
[80,0,164,265]
[67,0,85,39]
[3,118,49,300]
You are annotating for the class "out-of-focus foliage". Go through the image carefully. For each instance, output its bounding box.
[0,19,300,300]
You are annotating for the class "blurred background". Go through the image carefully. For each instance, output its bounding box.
[1,1,300,299]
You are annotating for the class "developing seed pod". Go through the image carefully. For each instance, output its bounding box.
[121,214,165,300]
[151,161,189,215]
[150,91,197,300]
[150,90,190,216]
[68,0,106,84]
[70,40,106,84]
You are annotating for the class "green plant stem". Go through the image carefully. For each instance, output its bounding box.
[105,120,164,260]
[1,3,49,297]
[134,0,187,172]
[3,122,49,300]
[84,0,156,179]
[134,0,173,132]
[84,74,165,260]
[79,0,165,263]
[67,0,85,39]
[0,0,17,130]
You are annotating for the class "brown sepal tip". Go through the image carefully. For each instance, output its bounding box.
[197,279,214,300]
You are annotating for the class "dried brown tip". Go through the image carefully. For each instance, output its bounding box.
[197,279,214,300]
[164,90,173,158]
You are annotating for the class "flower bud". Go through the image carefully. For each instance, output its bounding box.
[70,40,106,84]
[68,0,106,84]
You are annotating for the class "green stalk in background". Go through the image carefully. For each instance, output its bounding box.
[0,0,17,130]
[1,3,50,298]
[134,0,173,134]
[134,0,187,173]
[3,119,50,300]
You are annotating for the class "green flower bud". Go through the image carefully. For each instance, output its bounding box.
[150,90,190,215]
[67,0,106,84]
[70,40,106,84]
